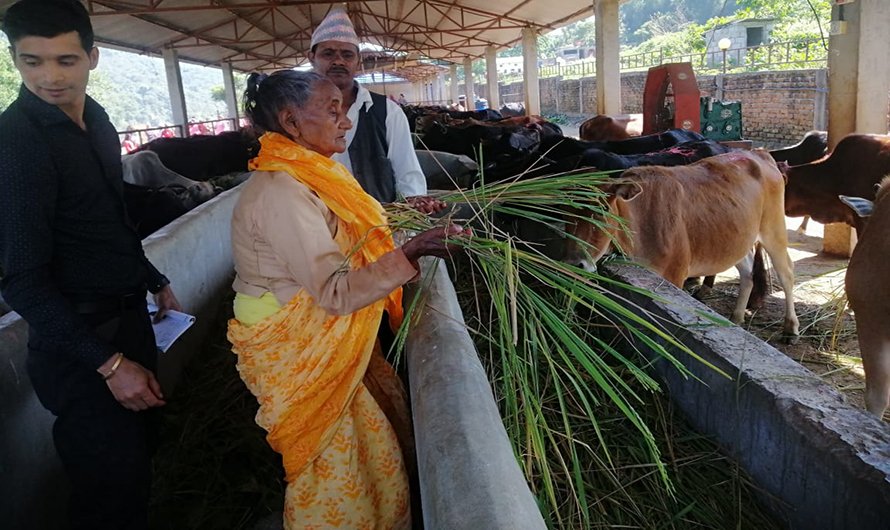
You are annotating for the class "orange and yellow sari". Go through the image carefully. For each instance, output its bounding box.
[228,132,412,529]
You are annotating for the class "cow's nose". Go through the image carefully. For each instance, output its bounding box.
[567,257,597,273]
[579,259,597,273]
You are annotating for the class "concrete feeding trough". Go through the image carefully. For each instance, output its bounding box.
[597,262,890,529]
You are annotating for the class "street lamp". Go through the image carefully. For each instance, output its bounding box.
[718,38,732,77]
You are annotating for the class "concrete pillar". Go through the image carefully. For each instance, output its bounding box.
[855,0,890,133]
[463,57,475,108]
[413,81,422,103]
[221,62,239,122]
[437,74,446,104]
[824,0,890,256]
[594,0,621,115]
[485,46,500,110]
[163,48,188,129]
[521,27,541,116]
[827,4,860,149]
[450,63,459,105]
[824,3,860,256]
[814,69,828,132]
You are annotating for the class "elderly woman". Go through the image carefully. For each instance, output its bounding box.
[228,70,465,529]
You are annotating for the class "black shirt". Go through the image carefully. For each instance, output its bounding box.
[0,85,166,369]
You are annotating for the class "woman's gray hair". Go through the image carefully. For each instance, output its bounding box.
[243,70,326,135]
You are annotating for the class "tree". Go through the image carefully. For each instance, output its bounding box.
[622,0,740,44]
[211,85,226,115]
[561,18,596,47]
[0,36,21,111]
[737,0,829,21]
[211,74,247,114]
[736,0,830,43]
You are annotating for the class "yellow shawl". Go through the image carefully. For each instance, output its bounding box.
[228,132,404,480]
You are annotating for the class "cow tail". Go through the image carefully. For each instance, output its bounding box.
[747,243,768,310]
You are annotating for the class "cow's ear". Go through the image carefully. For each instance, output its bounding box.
[614,182,642,202]
[839,195,874,217]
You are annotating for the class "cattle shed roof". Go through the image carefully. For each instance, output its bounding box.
[0,1,616,75]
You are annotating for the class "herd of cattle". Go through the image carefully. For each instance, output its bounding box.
[109,105,890,418]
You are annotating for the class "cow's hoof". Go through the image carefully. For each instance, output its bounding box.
[784,333,800,345]
[694,284,713,299]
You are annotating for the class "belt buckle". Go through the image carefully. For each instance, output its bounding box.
[121,292,140,310]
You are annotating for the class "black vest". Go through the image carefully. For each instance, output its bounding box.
[348,91,397,203]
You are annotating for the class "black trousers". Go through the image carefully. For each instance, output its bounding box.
[27,302,159,530]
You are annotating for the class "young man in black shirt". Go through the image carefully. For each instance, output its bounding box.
[0,1,181,528]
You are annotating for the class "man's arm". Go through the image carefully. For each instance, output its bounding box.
[0,131,116,370]
[384,99,428,198]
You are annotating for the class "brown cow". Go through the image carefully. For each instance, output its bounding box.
[844,176,890,417]
[565,150,799,341]
[784,134,890,234]
[579,115,633,142]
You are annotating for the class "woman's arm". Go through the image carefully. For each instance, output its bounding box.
[259,173,417,315]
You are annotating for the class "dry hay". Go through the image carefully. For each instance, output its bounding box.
[694,218,868,414]
[149,294,285,529]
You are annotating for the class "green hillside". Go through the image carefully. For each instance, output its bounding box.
[0,37,243,130]
[94,48,241,130]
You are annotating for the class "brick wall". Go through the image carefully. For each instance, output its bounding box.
[454,69,832,149]
[535,68,827,148]
[721,70,825,148]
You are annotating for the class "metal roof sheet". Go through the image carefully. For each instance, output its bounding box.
[0,0,604,77]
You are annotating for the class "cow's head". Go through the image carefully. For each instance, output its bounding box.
[784,165,857,226]
[563,181,641,272]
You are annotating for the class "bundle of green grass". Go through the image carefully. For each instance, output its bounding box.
[391,171,781,528]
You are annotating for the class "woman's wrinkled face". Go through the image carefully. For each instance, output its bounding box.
[287,79,352,157]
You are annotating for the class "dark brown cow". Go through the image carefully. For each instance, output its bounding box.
[768,130,828,233]
[769,130,828,166]
[136,130,258,181]
[565,150,799,341]
[844,176,890,417]
[784,134,890,233]
[579,115,633,142]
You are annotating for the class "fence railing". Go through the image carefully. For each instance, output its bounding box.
[529,38,828,81]
[117,117,243,154]
[619,38,828,73]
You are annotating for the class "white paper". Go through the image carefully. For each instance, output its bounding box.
[147,303,196,353]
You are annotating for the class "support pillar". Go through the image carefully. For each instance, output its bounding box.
[414,81,424,104]
[521,27,540,116]
[463,57,475,108]
[855,0,890,133]
[221,62,239,123]
[450,63,459,106]
[485,46,500,110]
[163,48,188,130]
[594,0,621,115]
[824,0,890,256]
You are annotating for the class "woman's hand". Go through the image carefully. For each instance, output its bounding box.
[406,195,447,215]
[401,224,471,261]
